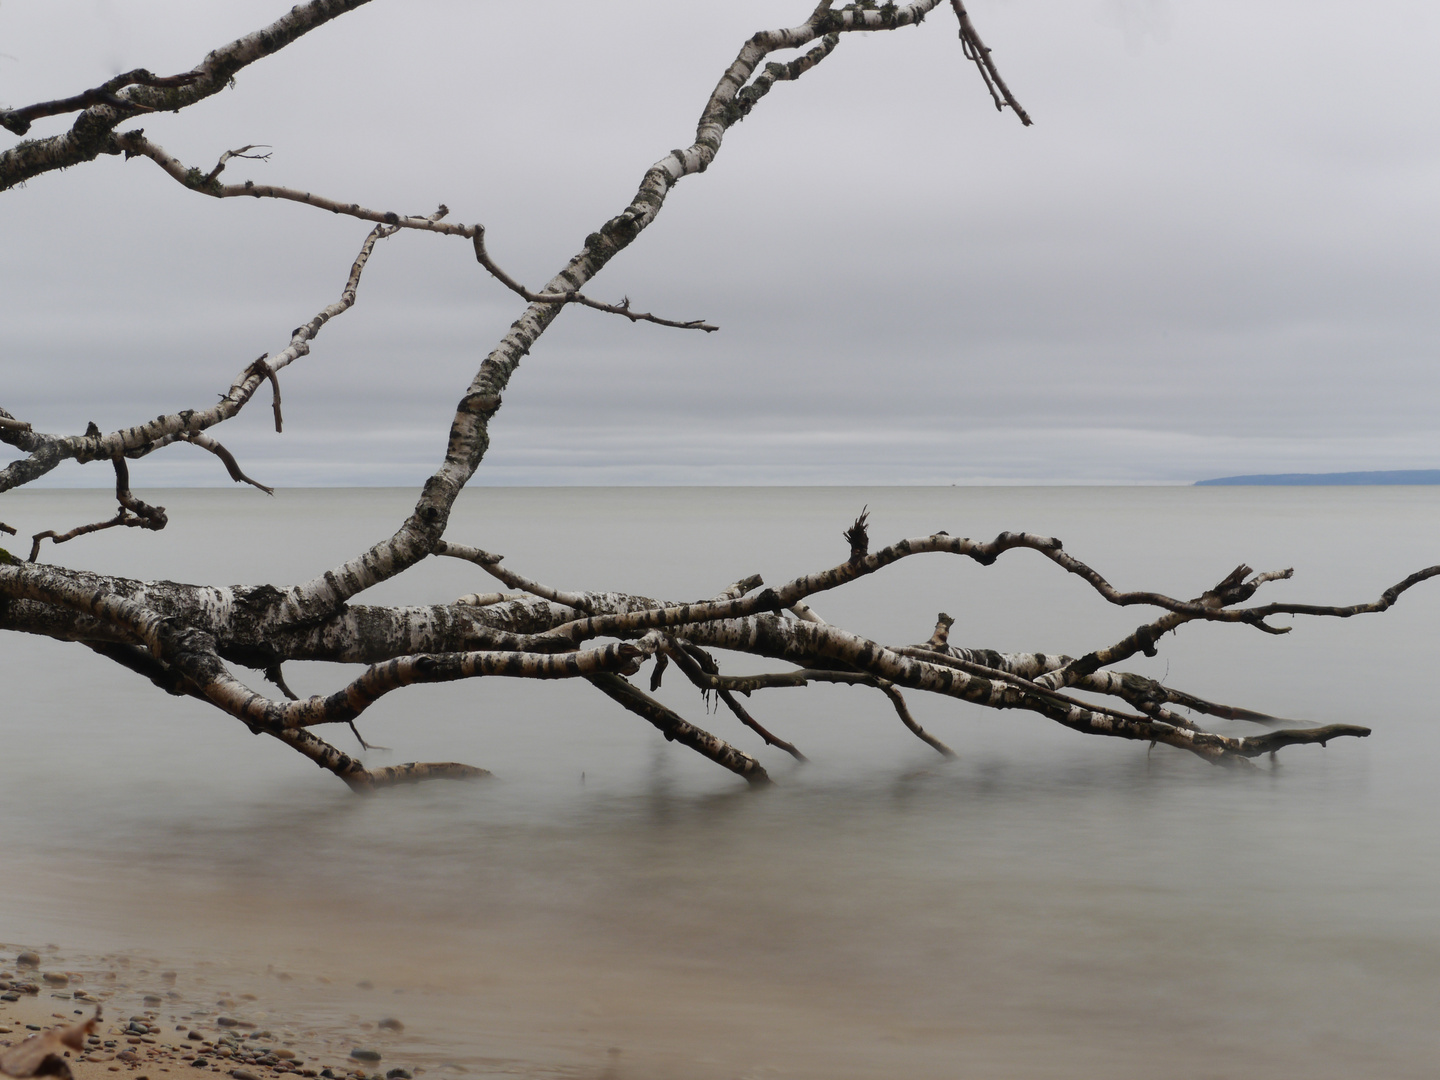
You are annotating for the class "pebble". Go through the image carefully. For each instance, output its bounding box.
[15,952,39,968]
[41,973,69,986]
[216,1017,240,1027]
[376,1020,403,1033]
[349,1050,382,1063]
[385,1071,412,1079]
[232,1071,260,1080]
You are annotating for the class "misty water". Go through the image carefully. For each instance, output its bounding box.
[4,486,1439,1078]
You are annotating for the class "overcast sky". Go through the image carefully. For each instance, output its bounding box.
[2,0,1437,486]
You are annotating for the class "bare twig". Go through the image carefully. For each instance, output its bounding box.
[179,432,275,494]
[877,681,956,758]
[472,228,717,332]
[438,542,595,612]
[28,455,165,562]
[950,0,1033,125]
[665,637,807,761]
[112,131,718,334]
[250,354,284,433]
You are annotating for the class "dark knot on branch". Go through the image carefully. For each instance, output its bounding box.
[843,506,870,563]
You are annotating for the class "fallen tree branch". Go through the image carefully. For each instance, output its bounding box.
[1,2,1405,792]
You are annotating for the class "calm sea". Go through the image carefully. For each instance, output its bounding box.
[3,486,1439,1078]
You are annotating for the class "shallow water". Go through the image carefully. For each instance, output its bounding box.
[3,486,1440,1077]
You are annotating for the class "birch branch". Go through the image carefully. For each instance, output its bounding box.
[0,0,376,192]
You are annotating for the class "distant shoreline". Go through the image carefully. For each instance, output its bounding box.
[1196,470,1440,486]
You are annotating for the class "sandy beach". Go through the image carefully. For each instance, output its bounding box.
[0,947,420,1080]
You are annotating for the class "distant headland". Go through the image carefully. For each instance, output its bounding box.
[1196,470,1440,486]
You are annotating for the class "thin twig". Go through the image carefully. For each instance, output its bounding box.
[877,681,956,758]
[666,637,807,761]
[28,455,165,562]
[950,0,1032,125]
[438,542,595,612]
[179,432,275,494]
[472,228,718,332]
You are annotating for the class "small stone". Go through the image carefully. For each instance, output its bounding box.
[216,1018,239,1028]
[192,1060,210,1069]
[0,1027,11,1034]
[42,972,69,986]
[143,995,163,1006]
[376,1020,402,1033]
[189,1032,204,1040]
[16,952,40,968]
[385,1071,411,1079]
[161,972,177,983]
[273,1050,296,1060]
[349,1050,381,1063]
[320,1070,338,1078]
[1,993,20,1003]
[231,1070,259,1080]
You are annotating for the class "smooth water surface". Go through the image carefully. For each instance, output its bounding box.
[3,487,1439,1078]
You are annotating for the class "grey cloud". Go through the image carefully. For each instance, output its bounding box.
[2,0,1437,487]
